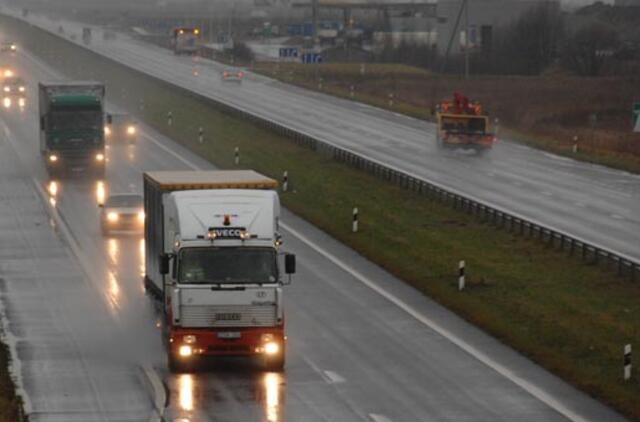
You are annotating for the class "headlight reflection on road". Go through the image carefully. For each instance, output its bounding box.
[108,238,118,264]
[264,373,281,422]
[95,181,105,205]
[106,271,121,312]
[179,374,194,412]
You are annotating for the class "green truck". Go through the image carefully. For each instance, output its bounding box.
[39,82,106,178]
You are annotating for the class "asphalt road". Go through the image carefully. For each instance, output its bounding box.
[0,36,630,421]
[5,9,639,263]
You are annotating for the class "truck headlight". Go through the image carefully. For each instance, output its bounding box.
[138,210,146,222]
[18,86,25,92]
[3,86,10,92]
[179,345,193,357]
[18,98,24,107]
[183,335,196,344]
[3,97,10,108]
[107,212,119,222]
[264,342,279,355]
[104,126,111,136]
[95,153,105,162]
[127,126,136,135]
[49,154,58,162]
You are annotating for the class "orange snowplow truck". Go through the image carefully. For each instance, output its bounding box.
[435,93,496,153]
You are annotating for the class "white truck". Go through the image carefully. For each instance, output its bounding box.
[171,27,200,55]
[143,170,295,372]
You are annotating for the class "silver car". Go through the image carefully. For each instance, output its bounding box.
[99,194,144,235]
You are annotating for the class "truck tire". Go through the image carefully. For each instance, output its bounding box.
[263,353,285,372]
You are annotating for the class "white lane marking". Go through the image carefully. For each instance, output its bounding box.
[143,128,589,422]
[610,214,625,220]
[369,413,393,422]
[323,370,346,384]
[142,364,166,422]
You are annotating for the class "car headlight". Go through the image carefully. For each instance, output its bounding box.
[49,154,58,162]
[3,86,10,92]
[127,126,136,135]
[10,45,16,51]
[2,98,10,108]
[104,126,111,135]
[107,212,119,222]
[96,153,105,162]
[18,86,24,92]
[264,342,279,355]
[138,210,145,222]
[179,345,192,357]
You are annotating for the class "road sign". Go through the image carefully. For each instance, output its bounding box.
[279,47,298,58]
[302,53,323,64]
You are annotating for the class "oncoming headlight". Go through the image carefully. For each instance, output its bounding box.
[107,212,119,222]
[49,154,58,162]
[96,153,105,162]
[104,126,111,135]
[3,86,10,92]
[264,342,279,355]
[179,345,192,357]
[127,125,136,135]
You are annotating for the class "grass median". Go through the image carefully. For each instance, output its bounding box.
[4,15,640,419]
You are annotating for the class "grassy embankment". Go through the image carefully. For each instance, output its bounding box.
[0,341,23,421]
[253,62,640,174]
[4,15,640,419]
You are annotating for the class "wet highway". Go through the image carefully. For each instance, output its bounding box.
[0,32,629,422]
[5,9,639,263]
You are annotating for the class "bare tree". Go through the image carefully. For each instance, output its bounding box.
[562,23,620,76]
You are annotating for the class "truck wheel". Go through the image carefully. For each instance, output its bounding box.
[263,353,285,372]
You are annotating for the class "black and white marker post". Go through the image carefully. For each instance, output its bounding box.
[352,207,359,233]
[167,111,173,126]
[282,171,288,192]
[458,260,466,291]
[198,127,204,144]
[624,344,632,381]
[234,147,240,165]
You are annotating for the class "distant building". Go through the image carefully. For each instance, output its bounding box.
[435,0,560,54]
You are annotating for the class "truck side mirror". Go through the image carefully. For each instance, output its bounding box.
[159,253,171,275]
[106,114,112,125]
[285,254,296,275]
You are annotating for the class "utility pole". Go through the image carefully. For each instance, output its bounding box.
[464,0,469,79]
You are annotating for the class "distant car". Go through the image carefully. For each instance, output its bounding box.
[221,69,244,83]
[2,76,26,97]
[105,113,138,144]
[99,194,144,235]
[0,42,17,53]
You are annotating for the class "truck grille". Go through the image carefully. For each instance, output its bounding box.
[180,305,277,328]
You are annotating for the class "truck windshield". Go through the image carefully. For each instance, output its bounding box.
[50,111,102,131]
[178,247,277,284]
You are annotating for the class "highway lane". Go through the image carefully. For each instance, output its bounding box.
[6,9,639,262]
[0,43,629,421]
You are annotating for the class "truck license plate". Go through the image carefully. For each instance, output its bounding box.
[218,332,241,339]
[215,313,241,321]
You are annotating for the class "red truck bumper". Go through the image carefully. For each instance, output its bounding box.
[168,326,285,358]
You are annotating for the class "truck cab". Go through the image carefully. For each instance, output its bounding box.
[171,27,200,55]
[39,82,106,178]
[144,171,295,372]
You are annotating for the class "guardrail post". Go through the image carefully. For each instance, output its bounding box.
[624,344,632,381]
[352,207,359,233]
[167,111,173,126]
[282,171,289,192]
[234,147,240,165]
[388,93,394,107]
[198,127,204,144]
[458,261,466,291]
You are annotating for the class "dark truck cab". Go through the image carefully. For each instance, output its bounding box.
[39,82,106,178]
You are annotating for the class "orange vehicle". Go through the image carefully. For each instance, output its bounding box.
[435,93,496,153]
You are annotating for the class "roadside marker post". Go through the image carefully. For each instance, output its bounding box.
[624,344,632,381]
[458,260,466,291]
[352,207,359,233]
[282,171,289,192]
[234,147,240,165]
[350,85,355,99]
[198,127,204,144]
[167,111,173,126]
[139,99,145,111]
[572,136,579,153]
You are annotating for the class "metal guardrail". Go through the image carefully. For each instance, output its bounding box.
[15,12,639,281]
